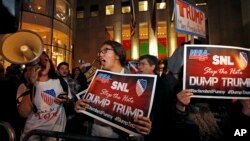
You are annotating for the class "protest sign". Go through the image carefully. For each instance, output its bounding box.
[174,0,206,38]
[76,69,157,135]
[183,44,250,99]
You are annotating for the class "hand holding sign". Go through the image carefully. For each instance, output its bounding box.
[76,69,157,135]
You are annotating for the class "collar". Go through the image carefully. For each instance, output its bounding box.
[120,68,125,74]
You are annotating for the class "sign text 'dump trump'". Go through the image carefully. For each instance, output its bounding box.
[183,45,250,99]
[79,69,157,135]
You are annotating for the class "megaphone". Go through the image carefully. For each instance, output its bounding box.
[0,30,44,65]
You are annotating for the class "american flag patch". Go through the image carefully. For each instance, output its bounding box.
[239,52,248,70]
[136,79,147,96]
[41,89,56,106]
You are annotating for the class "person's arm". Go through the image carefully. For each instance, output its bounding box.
[174,89,193,123]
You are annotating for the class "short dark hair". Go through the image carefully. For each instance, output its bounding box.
[102,40,127,66]
[139,54,159,74]
[57,62,69,71]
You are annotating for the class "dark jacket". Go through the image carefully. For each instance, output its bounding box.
[0,80,23,141]
[145,76,176,141]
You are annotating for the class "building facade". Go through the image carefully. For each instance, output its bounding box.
[0,0,75,69]
[75,0,192,66]
[74,0,250,68]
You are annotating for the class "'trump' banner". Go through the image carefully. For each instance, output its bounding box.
[174,0,206,38]
[77,69,157,135]
[183,45,250,99]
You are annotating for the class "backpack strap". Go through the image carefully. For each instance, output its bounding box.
[29,84,38,113]
[58,76,68,94]
[16,90,30,105]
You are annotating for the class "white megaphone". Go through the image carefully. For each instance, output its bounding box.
[0,30,44,65]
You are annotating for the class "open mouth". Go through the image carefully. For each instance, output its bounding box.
[100,59,106,65]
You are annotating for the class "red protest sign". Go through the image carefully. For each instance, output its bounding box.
[77,69,157,135]
[183,44,250,99]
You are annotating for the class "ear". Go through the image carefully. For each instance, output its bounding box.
[115,54,120,60]
[151,64,156,71]
[152,64,156,68]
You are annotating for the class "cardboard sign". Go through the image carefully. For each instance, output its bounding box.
[183,44,250,99]
[76,69,157,135]
[174,0,206,38]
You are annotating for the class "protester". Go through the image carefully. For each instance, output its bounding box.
[15,64,34,140]
[174,67,231,141]
[57,62,80,100]
[0,63,21,141]
[57,61,88,135]
[72,67,88,92]
[16,65,33,106]
[224,99,250,141]
[74,40,152,140]
[18,52,69,141]
[137,54,175,140]
[160,58,177,92]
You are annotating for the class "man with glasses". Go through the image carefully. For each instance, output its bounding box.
[137,54,176,141]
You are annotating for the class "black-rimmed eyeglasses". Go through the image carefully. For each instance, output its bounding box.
[98,48,114,56]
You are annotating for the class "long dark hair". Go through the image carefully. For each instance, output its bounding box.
[40,51,57,79]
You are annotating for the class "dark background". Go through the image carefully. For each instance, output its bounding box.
[0,0,20,34]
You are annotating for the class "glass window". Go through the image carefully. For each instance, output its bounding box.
[90,4,99,17]
[121,0,130,14]
[44,45,52,58]
[55,0,72,25]
[22,0,51,16]
[156,1,166,10]
[21,22,52,46]
[52,47,64,68]
[77,7,84,19]
[52,20,70,66]
[106,4,114,15]
[122,6,130,14]
[21,12,53,45]
[139,0,148,12]
[19,0,73,70]
[66,50,72,69]
[77,11,84,19]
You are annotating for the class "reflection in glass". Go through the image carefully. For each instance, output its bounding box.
[139,0,148,12]
[22,0,51,15]
[55,0,71,25]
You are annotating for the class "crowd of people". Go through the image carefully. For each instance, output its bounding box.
[0,40,249,141]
